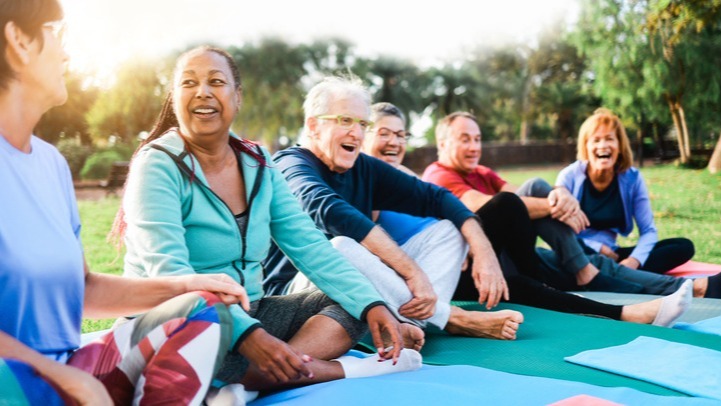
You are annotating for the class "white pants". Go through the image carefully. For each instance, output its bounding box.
[288,220,467,329]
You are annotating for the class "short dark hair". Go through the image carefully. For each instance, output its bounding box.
[370,102,406,127]
[0,0,63,89]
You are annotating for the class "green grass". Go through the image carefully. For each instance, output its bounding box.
[77,164,720,332]
[77,197,124,333]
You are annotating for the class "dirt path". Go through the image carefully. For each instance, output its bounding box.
[75,187,122,201]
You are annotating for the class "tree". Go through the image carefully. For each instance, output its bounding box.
[645,0,721,171]
[575,0,721,165]
[85,58,166,145]
[469,45,528,141]
[709,134,721,174]
[228,39,308,150]
[360,56,430,125]
[527,22,597,149]
[35,71,98,145]
[574,0,668,151]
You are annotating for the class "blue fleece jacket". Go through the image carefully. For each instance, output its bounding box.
[556,160,658,265]
[123,131,385,347]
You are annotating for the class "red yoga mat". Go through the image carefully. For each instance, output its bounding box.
[665,260,721,278]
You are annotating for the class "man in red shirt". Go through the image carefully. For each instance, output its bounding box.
[423,112,605,289]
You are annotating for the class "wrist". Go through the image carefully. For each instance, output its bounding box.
[175,275,190,295]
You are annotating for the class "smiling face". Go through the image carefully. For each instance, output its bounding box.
[362,115,407,167]
[306,95,368,173]
[438,116,482,174]
[172,50,241,140]
[585,125,619,172]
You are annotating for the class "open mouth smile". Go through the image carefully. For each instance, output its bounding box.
[192,106,218,117]
[595,152,612,160]
[341,143,357,153]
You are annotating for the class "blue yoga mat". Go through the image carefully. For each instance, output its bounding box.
[675,315,721,336]
[249,353,716,405]
[565,336,721,401]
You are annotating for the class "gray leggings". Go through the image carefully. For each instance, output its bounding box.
[515,177,590,274]
[215,289,366,383]
[522,178,686,295]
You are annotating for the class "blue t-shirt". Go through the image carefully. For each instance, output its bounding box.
[377,211,437,246]
[0,135,84,360]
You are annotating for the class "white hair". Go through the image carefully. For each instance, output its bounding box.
[302,75,371,135]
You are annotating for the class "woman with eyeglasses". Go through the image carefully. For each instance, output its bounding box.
[0,1,254,404]
[362,102,415,176]
[113,46,418,397]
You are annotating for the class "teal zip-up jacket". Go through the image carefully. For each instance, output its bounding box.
[122,130,385,347]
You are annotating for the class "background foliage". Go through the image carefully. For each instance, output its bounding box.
[39,0,720,177]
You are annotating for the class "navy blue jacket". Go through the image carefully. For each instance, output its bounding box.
[262,147,474,295]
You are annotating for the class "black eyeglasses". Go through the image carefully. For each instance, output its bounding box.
[373,127,411,144]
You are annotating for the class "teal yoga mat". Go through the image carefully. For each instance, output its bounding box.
[416,302,721,397]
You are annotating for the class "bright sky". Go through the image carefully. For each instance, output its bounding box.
[62,0,579,78]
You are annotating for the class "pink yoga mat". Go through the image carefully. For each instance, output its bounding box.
[665,261,721,278]
[549,394,623,406]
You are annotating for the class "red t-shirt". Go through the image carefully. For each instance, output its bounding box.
[422,161,507,199]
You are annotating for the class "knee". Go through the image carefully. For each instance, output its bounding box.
[322,305,368,343]
[678,238,695,258]
[488,192,527,216]
[519,177,553,198]
[330,235,358,252]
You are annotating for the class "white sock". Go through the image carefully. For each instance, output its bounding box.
[653,279,693,327]
[335,349,422,379]
[205,384,259,406]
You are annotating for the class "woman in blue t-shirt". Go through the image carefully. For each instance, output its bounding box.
[0,1,252,404]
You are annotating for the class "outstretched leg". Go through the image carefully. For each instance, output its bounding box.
[223,291,421,391]
[69,291,233,405]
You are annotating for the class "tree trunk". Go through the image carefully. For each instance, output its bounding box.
[666,97,689,164]
[708,132,721,174]
[637,127,644,168]
[678,105,691,159]
[519,119,529,145]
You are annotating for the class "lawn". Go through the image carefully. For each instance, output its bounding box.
[78,164,720,332]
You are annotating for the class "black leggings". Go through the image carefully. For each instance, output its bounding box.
[453,192,623,320]
[616,238,695,274]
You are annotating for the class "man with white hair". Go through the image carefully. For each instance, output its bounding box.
[263,76,524,343]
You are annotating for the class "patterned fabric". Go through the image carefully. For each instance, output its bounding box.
[65,291,232,405]
[61,291,229,405]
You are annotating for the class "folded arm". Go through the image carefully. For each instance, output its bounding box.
[360,226,437,320]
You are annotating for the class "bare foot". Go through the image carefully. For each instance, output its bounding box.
[444,306,524,340]
[621,280,693,326]
[399,323,425,351]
